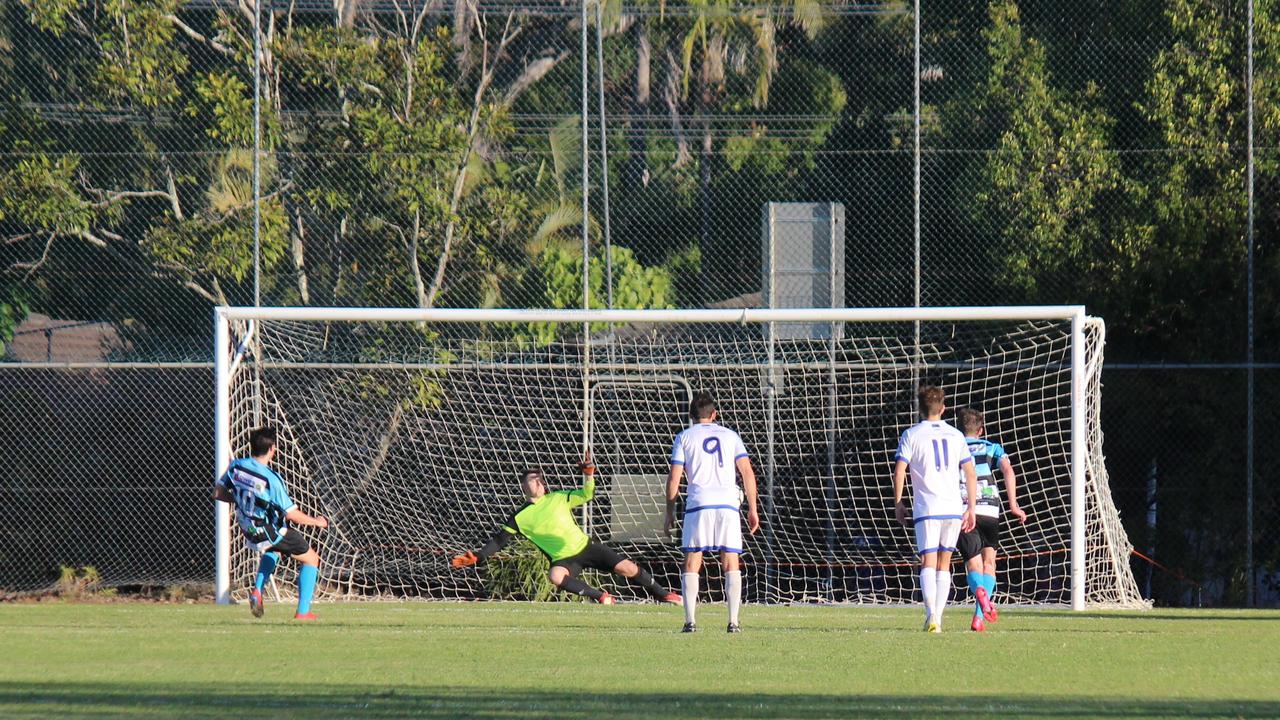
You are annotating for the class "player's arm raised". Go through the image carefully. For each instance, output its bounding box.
[892,460,909,526]
[736,456,760,535]
[567,452,596,508]
[1001,455,1026,524]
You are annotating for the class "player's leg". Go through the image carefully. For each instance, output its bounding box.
[980,544,999,621]
[977,517,1001,621]
[273,531,319,620]
[250,551,279,618]
[932,519,961,631]
[717,509,745,633]
[549,557,608,603]
[721,551,743,632]
[957,528,986,629]
[934,548,956,630]
[611,557,681,604]
[680,508,713,631]
[915,519,941,630]
[681,552,702,631]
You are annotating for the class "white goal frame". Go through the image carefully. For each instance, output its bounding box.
[214,305,1100,610]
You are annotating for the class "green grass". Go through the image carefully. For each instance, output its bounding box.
[1,602,1277,718]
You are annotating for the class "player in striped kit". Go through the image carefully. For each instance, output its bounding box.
[666,391,760,633]
[214,427,330,621]
[955,407,1027,631]
[892,385,977,632]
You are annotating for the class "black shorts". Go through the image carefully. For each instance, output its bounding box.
[957,515,1001,562]
[268,528,311,557]
[552,540,625,575]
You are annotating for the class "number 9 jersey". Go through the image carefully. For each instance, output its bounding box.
[670,422,750,511]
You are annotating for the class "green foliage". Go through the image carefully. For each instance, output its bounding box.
[56,565,101,598]
[0,155,94,235]
[975,1,1123,294]
[483,539,558,601]
[18,0,86,37]
[96,0,187,108]
[0,294,28,355]
[517,244,673,344]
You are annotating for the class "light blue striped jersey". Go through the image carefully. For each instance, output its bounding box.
[218,458,296,551]
[962,437,1009,518]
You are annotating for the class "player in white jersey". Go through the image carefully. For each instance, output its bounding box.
[666,391,759,634]
[892,385,977,632]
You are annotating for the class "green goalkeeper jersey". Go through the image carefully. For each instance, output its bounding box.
[497,477,594,561]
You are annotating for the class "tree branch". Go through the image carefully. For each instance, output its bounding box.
[167,14,234,56]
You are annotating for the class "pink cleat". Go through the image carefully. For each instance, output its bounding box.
[597,592,616,605]
[662,592,683,605]
[293,612,318,621]
[248,589,264,618]
[971,614,986,632]
[975,586,998,623]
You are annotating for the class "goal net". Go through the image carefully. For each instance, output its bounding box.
[215,307,1145,609]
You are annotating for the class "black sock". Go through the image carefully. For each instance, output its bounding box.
[558,575,603,600]
[629,568,669,600]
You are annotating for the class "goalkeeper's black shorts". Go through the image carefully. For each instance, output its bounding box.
[553,540,625,575]
[957,515,1001,562]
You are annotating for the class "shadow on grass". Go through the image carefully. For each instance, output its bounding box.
[1,683,1277,719]
[1031,610,1280,622]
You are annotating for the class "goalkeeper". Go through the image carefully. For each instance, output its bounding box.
[451,455,682,606]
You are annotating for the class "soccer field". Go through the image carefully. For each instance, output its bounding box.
[2,603,1277,719]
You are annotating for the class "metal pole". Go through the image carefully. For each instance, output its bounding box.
[912,0,922,372]
[214,310,232,604]
[580,0,592,529]
[1246,0,1256,608]
[1071,309,1086,610]
[252,0,262,308]
[595,1,614,312]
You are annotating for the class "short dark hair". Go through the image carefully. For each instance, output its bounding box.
[956,407,984,436]
[520,468,545,486]
[249,427,277,457]
[689,391,717,421]
[918,385,945,416]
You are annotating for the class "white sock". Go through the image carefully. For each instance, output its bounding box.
[919,568,936,618]
[681,572,699,625]
[725,570,742,625]
[935,570,952,623]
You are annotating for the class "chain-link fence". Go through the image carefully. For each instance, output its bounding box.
[0,0,1275,606]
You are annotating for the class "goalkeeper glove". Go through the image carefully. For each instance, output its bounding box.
[579,451,595,476]
[450,550,478,569]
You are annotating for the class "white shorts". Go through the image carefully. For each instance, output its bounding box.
[681,505,743,554]
[914,517,961,556]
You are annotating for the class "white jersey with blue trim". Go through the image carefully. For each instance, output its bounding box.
[896,419,973,519]
[670,422,749,511]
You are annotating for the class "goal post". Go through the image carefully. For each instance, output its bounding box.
[213,305,1145,609]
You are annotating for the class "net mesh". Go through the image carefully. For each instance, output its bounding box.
[224,312,1144,608]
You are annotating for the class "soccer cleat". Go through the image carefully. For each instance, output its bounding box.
[294,612,318,621]
[726,623,742,634]
[975,586,999,622]
[681,622,697,633]
[970,615,986,632]
[662,592,683,605]
[597,591,616,605]
[926,615,941,633]
[248,589,264,618]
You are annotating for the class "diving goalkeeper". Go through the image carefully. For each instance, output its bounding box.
[451,455,682,605]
